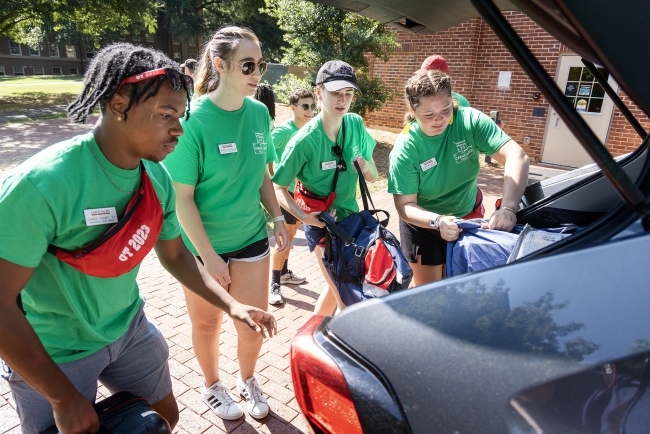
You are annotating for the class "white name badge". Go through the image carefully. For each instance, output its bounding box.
[322,160,337,170]
[218,143,238,154]
[84,207,118,226]
[420,157,438,172]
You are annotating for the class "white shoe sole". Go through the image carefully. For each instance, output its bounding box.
[280,277,306,285]
[201,395,243,420]
[239,394,270,419]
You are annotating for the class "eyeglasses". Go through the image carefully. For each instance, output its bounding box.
[295,103,317,111]
[224,59,267,76]
[331,145,347,172]
[117,68,194,98]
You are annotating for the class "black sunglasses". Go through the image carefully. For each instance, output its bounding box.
[117,68,194,98]
[331,145,347,172]
[225,59,267,76]
[296,103,317,111]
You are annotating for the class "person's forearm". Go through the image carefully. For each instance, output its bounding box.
[361,158,379,183]
[397,201,440,229]
[155,244,235,314]
[176,195,220,263]
[260,172,282,217]
[274,184,308,221]
[0,306,78,406]
[501,151,530,209]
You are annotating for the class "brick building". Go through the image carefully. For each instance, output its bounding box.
[0,31,202,79]
[365,11,650,166]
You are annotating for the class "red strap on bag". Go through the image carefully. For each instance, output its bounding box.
[47,164,163,278]
[364,238,397,290]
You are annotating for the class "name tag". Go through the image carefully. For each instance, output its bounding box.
[84,207,118,226]
[218,143,237,154]
[420,157,438,172]
[322,160,337,170]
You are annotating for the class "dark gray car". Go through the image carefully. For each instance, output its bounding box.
[289,0,650,433]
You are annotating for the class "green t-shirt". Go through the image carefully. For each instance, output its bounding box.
[164,95,276,254]
[271,119,300,192]
[453,91,471,107]
[272,113,376,220]
[0,133,180,363]
[388,107,510,216]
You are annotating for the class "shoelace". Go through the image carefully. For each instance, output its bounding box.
[285,270,297,278]
[245,379,265,403]
[270,285,281,295]
[210,385,237,407]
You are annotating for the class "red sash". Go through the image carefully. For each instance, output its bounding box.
[48,164,163,278]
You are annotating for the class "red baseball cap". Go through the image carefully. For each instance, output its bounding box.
[414,54,450,74]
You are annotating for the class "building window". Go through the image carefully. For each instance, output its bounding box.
[145,33,154,42]
[0,65,5,76]
[13,65,25,76]
[49,43,59,57]
[172,34,180,45]
[188,53,196,59]
[9,41,21,55]
[117,35,126,40]
[33,66,44,75]
[29,46,40,56]
[69,67,79,75]
[173,52,181,63]
[66,45,76,58]
[52,67,62,75]
[85,47,96,59]
[189,36,196,46]
[132,31,142,42]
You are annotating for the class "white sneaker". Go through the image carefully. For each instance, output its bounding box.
[269,283,283,305]
[280,269,306,285]
[237,376,269,419]
[201,380,244,420]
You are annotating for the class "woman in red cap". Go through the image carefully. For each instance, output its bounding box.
[416,54,471,107]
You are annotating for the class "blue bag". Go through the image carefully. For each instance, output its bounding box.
[319,161,413,306]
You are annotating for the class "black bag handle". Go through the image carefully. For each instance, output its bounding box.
[329,118,347,194]
[319,211,355,245]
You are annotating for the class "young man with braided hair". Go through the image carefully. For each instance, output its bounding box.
[0,43,276,434]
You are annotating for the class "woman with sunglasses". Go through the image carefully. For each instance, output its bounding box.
[0,43,277,433]
[272,60,379,314]
[389,70,529,286]
[265,88,316,305]
[163,26,288,421]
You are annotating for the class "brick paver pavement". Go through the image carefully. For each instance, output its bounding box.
[0,115,563,433]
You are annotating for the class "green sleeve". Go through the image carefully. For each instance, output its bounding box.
[453,92,471,107]
[163,120,201,186]
[156,166,181,240]
[470,109,511,155]
[388,141,420,196]
[0,176,54,267]
[272,137,306,187]
[359,118,376,161]
[265,118,277,165]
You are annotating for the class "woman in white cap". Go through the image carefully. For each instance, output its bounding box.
[272,60,379,314]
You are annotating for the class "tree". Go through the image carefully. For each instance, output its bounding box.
[1,0,157,46]
[265,0,399,116]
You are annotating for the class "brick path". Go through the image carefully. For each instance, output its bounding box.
[0,115,564,433]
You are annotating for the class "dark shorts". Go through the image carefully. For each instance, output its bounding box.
[197,238,270,264]
[399,219,448,266]
[304,224,327,252]
[280,191,298,225]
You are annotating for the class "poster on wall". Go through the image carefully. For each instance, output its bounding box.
[578,84,592,96]
[565,83,577,96]
[576,99,588,112]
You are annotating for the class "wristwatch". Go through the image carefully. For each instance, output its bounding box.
[429,215,441,230]
[273,215,286,223]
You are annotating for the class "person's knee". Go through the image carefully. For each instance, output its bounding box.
[152,392,179,430]
[188,310,224,334]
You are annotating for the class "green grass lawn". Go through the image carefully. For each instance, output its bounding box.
[0,75,83,113]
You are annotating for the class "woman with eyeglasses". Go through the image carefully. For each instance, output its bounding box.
[389,70,529,286]
[163,26,288,421]
[0,43,278,433]
[272,60,379,315]
[265,88,316,305]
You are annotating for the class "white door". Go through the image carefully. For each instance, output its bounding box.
[541,55,618,168]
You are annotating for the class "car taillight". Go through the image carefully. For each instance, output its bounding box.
[291,315,363,434]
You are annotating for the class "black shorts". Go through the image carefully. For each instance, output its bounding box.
[197,238,270,264]
[399,219,447,266]
[280,191,298,225]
